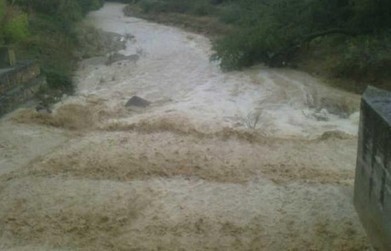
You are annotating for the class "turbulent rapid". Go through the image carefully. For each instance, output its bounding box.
[0,3,369,250]
[75,4,360,139]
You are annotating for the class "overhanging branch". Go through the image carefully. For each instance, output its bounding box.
[267,28,357,66]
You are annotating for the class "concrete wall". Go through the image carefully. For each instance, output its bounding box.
[0,61,46,116]
[354,86,391,251]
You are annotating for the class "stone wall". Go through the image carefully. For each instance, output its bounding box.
[354,86,391,251]
[0,61,46,116]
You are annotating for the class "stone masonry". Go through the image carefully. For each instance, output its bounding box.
[0,61,45,116]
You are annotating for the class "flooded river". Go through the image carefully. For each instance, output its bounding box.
[0,3,370,250]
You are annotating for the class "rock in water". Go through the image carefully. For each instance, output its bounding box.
[35,103,52,114]
[125,96,150,108]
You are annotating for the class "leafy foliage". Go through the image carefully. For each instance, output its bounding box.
[137,0,215,16]
[0,1,29,45]
[2,9,28,43]
[211,0,391,77]
[334,34,391,80]
[11,0,104,21]
[0,0,5,19]
[43,68,73,92]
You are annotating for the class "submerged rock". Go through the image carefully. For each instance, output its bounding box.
[105,53,139,65]
[125,96,150,108]
[35,103,52,114]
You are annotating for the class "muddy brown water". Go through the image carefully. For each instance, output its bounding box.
[0,3,370,250]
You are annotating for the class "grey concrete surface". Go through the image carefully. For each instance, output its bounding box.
[354,86,391,251]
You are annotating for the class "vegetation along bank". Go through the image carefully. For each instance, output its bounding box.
[0,0,104,102]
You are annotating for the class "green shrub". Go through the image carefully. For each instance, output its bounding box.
[138,0,163,13]
[44,69,74,93]
[79,0,104,14]
[333,34,391,80]
[11,0,104,21]
[138,0,214,15]
[0,0,5,19]
[3,11,29,43]
[191,1,212,16]
[218,3,242,24]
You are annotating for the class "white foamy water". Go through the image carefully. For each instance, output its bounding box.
[74,3,361,139]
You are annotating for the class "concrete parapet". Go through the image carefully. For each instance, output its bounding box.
[354,86,391,251]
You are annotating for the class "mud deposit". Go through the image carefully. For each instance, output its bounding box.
[0,3,370,251]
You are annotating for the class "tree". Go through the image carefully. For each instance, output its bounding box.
[10,0,104,21]
[212,0,391,70]
[0,0,29,45]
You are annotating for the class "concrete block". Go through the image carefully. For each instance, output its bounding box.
[354,86,391,251]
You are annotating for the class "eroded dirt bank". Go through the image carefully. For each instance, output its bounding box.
[0,3,370,250]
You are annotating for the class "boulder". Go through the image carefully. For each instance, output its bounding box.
[125,96,150,108]
[35,103,52,114]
